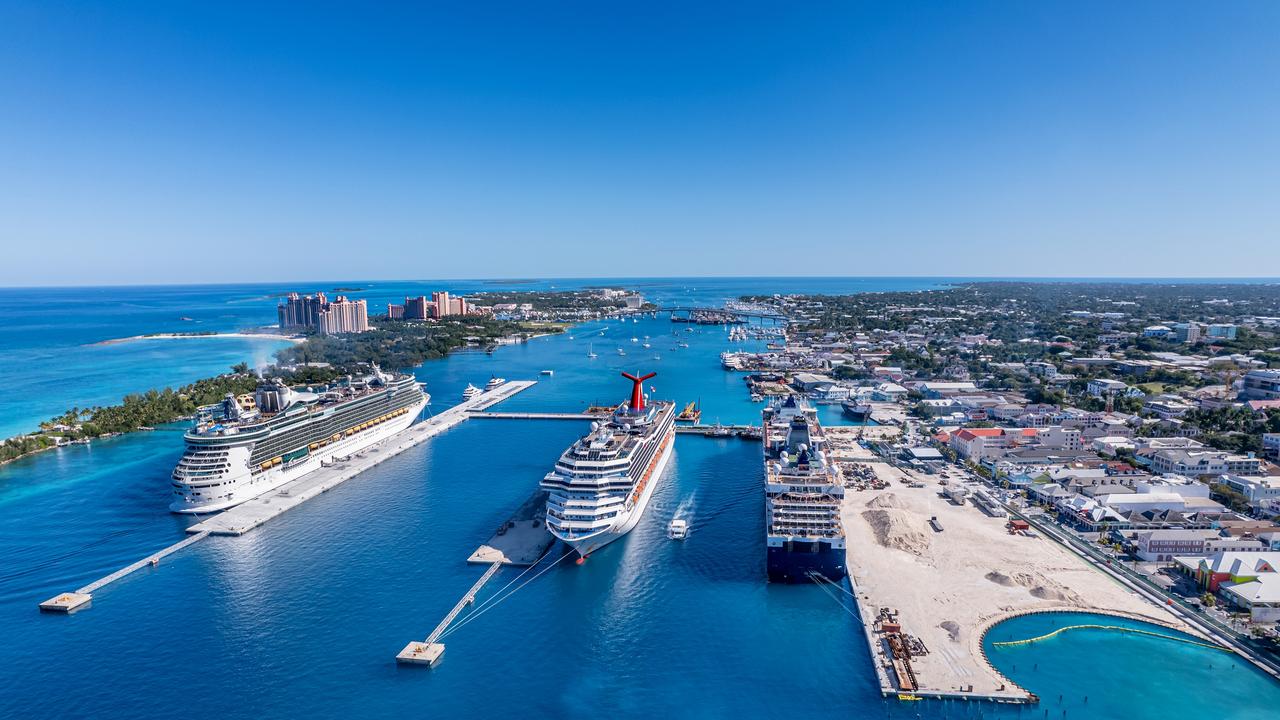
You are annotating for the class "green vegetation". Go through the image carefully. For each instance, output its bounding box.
[1210,482,1252,513]
[472,288,642,315]
[748,282,1280,445]
[2,371,261,465]
[2,289,620,467]
[277,317,561,370]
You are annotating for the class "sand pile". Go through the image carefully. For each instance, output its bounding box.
[985,570,1083,604]
[861,508,931,555]
[1029,584,1084,604]
[866,492,906,510]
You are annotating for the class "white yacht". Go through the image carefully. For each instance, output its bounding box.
[461,384,482,401]
[540,372,676,558]
[484,376,507,392]
[668,518,689,540]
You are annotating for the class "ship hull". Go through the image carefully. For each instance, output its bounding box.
[842,403,871,421]
[556,427,675,558]
[170,395,427,514]
[766,540,847,584]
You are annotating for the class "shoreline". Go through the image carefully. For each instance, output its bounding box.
[826,429,1188,702]
[92,332,304,346]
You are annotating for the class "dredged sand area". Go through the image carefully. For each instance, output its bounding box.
[825,428,1189,701]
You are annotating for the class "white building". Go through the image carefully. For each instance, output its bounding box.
[1263,434,1280,462]
[1149,449,1263,477]
[1087,378,1129,397]
[1218,474,1280,511]
[1241,369,1280,401]
[1093,436,1136,456]
[1133,529,1213,562]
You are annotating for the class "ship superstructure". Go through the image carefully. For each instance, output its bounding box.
[763,395,846,583]
[540,372,676,558]
[170,366,428,513]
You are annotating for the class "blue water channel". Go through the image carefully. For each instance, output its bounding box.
[1,279,1277,718]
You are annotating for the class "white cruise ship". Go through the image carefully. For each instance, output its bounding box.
[169,367,428,513]
[540,372,676,558]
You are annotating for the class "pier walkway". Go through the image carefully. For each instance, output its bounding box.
[397,561,504,667]
[676,424,760,440]
[189,381,536,536]
[38,381,537,613]
[40,531,213,613]
[468,411,602,421]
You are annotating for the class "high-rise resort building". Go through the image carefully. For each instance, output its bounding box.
[277,292,369,335]
[386,292,476,320]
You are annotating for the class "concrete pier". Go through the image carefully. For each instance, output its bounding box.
[189,381,537,536]
[468,411,602,420]
[675,424,760,439]
[398,561,504,667]
[468,489,555,566]
[38,382,536,612]
[39,530,211,613]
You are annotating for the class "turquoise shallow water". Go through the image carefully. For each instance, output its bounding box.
[1,279,1277,718]
[0,277,941,437]
[983,612,1278,720]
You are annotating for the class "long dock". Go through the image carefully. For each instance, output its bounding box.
[189,380,537,536]
[468,411,602,420]
[675,424,760,439]
[39,531,212,613]
[38,381,537,613]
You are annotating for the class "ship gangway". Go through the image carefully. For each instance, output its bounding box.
[396,561,504,667]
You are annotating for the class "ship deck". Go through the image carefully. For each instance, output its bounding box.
[188,380,537,536]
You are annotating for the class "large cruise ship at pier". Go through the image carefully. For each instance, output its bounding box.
[763,396,846,583]
[540,372,676,558]
[170,367,428,513]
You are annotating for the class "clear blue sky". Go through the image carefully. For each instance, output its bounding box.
[2,2,1277,285]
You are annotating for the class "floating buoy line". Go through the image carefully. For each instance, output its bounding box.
[991,624,1231,652]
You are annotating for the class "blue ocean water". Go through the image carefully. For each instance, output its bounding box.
[1,279,1277,719]
[0,277,945,438]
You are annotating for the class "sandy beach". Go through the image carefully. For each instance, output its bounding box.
[93,332,304,346]
[833,453,1188,699]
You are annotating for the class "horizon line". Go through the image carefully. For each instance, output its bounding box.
[4,274,1280,291]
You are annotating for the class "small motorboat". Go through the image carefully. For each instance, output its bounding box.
[668,519,689,540]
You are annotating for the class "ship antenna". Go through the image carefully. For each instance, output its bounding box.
[620,371,656,411]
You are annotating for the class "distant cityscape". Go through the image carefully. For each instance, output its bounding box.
[387,291,479,320]
[278,288,649,335]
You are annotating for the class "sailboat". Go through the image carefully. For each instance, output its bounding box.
[587,342,598,359]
